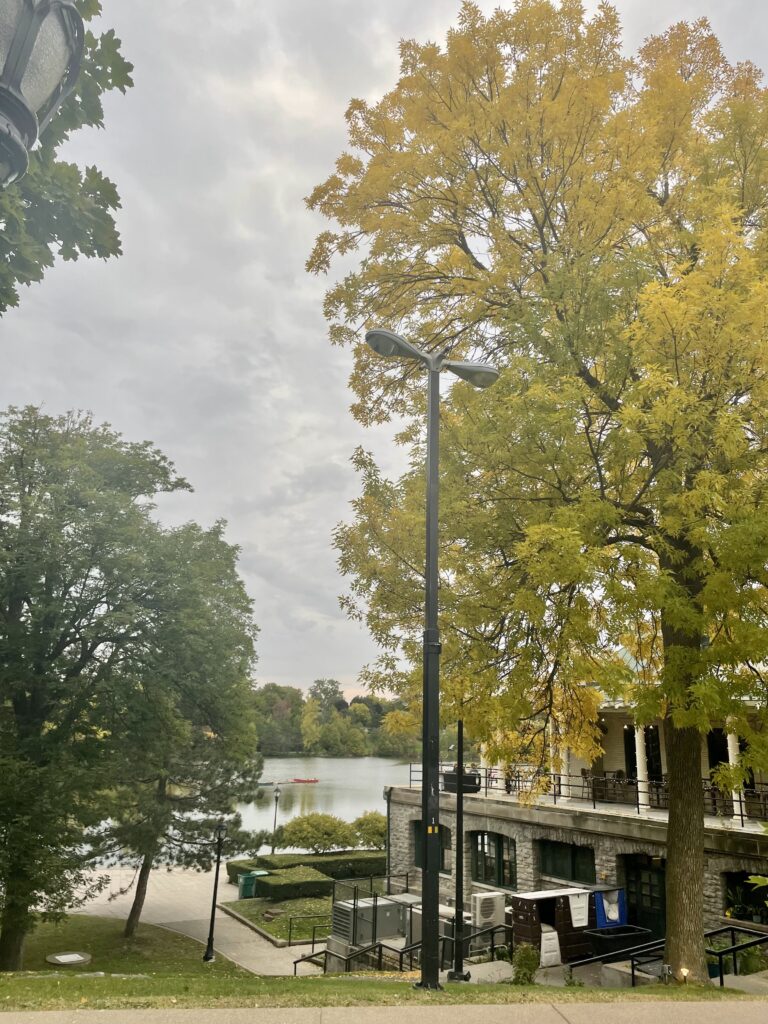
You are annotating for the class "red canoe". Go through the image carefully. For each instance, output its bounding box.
[291,777,319,783]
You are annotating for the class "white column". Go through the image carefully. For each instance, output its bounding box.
[726,730,743,823]
[635,726,650,815]
[561,746,572,799]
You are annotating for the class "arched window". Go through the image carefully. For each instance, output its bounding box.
[470,832,516,889]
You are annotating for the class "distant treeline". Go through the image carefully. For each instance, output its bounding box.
[251,678,420,759]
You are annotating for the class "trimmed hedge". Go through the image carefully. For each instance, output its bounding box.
[227,851,387,884]
[225,850,387,886]
[226,858,259,885]
[256,851,386,879]
[252,866,334,900]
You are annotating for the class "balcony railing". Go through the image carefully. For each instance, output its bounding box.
[407,762,768,826]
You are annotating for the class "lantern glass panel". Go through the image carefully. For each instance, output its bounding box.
[0,0,24,71]
[21,9,70,113]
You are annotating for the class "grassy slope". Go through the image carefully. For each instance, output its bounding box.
[222,896,332,941]
[0,916,764,1012]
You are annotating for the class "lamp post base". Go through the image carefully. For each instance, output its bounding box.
[202,945,215,963]
[446,969,471,982]
[413,981,443,991]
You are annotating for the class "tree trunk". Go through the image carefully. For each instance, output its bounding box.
[663,717,708,982]
[0,898,31,972]
[123,853,153,939]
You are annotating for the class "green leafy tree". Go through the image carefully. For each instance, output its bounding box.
[353,811,387,851]
[319,710,368,757]
[308,1,768,980]
[0,407,187,970]
[279,813,356,854]
[252,683,305,755]
[99,523,263,938]
[308,678,348,719]
[300,698,322,754]
[0,1,133,315]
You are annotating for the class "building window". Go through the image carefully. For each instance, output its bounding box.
[539,840,595,884]
[471,832,516,889]
[412,820,451,872]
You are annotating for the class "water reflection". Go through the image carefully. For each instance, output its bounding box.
[237,756,410,834]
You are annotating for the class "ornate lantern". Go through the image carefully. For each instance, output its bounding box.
[0,0,84,187]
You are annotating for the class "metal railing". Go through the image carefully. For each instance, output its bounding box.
[293,921,511,976]
[331,872,410,904]
[408,762,768,824]
[621,925,768,986]
[287,912,332,947]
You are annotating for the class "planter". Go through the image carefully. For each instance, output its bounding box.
[442,771,481,793]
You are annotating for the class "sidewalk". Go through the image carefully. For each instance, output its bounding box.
[7,1001,768,1024]
[79,867,318,975]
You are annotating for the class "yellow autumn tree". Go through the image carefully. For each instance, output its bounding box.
[309,1,768,979]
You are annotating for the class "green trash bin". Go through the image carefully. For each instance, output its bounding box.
[237,872,256,899]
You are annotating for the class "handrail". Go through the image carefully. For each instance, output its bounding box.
[293,920,511,977]
[287,912,332,946]
[622,925,768,987]
[408,762,768,823]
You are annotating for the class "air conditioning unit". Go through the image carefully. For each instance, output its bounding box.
[471,891,506,929]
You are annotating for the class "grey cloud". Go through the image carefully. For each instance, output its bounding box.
[1,1,764,691]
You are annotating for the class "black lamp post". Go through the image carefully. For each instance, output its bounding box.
[271,784,281,855]
[365,328,498,990]
[203,820,227,963]
[447,719,470,982]
[0,1,84,188]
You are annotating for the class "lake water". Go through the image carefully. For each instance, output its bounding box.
[237,756,411,835]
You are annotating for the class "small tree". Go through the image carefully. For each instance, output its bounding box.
[279,814,356,854]
[353,811,386,851]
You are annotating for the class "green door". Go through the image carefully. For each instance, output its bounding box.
[624,855,666,939]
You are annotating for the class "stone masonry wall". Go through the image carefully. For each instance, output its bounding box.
[387,787,768,929]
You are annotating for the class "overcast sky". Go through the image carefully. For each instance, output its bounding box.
[1,1,766,695]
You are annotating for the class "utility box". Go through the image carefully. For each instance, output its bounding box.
[331,897,403,945]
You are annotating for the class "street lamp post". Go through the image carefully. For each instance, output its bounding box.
[203,820,227,963]
[271,784,281,855]
[365,328,498,990]
[447,718,470,982]
[0,1,85,187]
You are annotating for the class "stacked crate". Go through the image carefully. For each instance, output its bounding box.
[508,888,596,963]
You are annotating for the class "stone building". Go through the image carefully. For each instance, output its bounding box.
[385,704,768,938]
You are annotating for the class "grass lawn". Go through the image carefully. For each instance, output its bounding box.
[0,915,765,1012]
[222,896,332,942]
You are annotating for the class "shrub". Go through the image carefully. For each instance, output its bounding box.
[279,813,357,854]
[353,810,387,851]
[252,866,334,901]
[226,858,259,885]
[226,850,388,886]
[511,943,539,985]
[256,850,386,879]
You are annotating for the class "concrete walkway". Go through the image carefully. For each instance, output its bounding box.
[7,1002,768,1024]
[79,867,319,976]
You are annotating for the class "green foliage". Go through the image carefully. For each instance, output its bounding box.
[308,0,768,976]
[226,850,387,885]
[278,813,357,854]
[0,4,133,314]
[252,684,304,755]
[257,851,387,879]
[0,408,260,965]
[252,867,334,901]
[226,859,259,885]
[511,943,540,985]
[353,811,387,851]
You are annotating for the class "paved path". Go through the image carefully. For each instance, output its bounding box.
[7,1001,768,1024]
[80,867,318,976]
